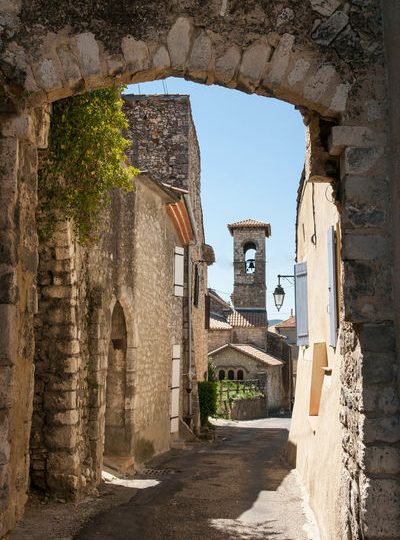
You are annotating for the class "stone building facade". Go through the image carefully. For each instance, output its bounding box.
[29,96,212,504]
[0,1,400,538]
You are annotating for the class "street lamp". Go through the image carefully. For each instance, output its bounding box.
[273,274,294,311]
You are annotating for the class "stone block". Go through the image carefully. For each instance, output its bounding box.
[362,479,400,538]
[107,54,125,77]
[57,340,80,355]
[0,231,16,266]
[55,246,74,260]
[53,410,79,425]
[364,415,400,444]
[312,11,349,45]
[329,82,350,114]
[121,37,150,73]
[45,425,78,450]
[47,472,79,493]
[1,114,35,142]
[47,451,80,474]
[329,126,384,156]
[0,270,17,303]
[62,357,81,374]
[264,33,294,85]
[0,367,13,408]
[41,285,73,299]
[364,445,400,475]
[0,410,10,465]
[0,137,18,201]
[287,58,311,87]
[238,41,272,88]
[304,64,338,104]
[33,58,63,91]
[189,32,213,81]
[44,391,77,411]
[342,233,387,261]
[310,0,341,17]
[363,384,400,415]
[360,324,395,354]
[34,104,51,150]
[152,46,170,71]
[341,146,384,176]
[215,45,242,85]
[73,33,101,78]
[57,45,82,87]
[167,17,193,70]
[0,0,22,13]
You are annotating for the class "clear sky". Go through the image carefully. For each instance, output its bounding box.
[125,78,305,322]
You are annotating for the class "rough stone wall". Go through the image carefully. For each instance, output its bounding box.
[208,327,267,352]
[0,1,398,538]
[231,227,267,310]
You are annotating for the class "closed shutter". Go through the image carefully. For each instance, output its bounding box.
[295,262,309,346]
[174,246,184,297]
[193,264,200,307]
[170,344,181,434]
[327,226,338,347]
[205,294,210,330]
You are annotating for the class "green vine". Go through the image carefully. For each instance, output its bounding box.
[38,86,139,244]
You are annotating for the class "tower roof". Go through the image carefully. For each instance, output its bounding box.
[227,219,271,237]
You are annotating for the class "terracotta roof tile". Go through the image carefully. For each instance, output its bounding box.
[208,343,283,367]
[275,315,296,329]
[227,219,271,237]
[225,310,267,328]
[209,315,232,330]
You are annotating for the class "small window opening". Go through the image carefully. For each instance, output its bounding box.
[244,242,257,274]
[237,369,244,380]
[218,370,225,381]
[228,369,235,380]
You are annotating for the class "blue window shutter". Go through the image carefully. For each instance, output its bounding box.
[327,226,338,347]
[295,262,309,346]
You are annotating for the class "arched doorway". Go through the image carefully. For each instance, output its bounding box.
[104,301,130,466]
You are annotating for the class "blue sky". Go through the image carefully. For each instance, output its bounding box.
[125,78,305,321]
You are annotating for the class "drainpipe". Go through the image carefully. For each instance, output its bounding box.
[183,194,198,424]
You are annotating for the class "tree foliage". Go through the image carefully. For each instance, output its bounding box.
[198,381,218,426]
[38,86,139,243]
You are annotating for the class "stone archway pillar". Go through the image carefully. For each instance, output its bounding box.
[0,107,49,535]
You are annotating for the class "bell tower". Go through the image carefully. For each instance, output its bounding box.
[228,219,271,313]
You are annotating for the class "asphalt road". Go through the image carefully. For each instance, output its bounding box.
[75,418,319,540]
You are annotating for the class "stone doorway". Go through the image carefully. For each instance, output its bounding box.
[103,301,133,473]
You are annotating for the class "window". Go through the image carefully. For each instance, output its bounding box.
[244,241,257,274]
[218,369,225,381]
[193,264,200,307]
[327,226,338,347]
[295,261,309,346]
[237,369,244,380]
[174,246,184,297]
[228,369,235,380]
[204,294,210,329]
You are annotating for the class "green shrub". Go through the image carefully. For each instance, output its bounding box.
[38,86,139,244]
[198,380,217,426]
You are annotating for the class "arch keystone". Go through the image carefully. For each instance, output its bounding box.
[152,46,170,72]
[167,17,194,70]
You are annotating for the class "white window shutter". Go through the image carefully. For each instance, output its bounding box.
[174,246,184,297]
[327,226,338,347]
[295,262,309,346]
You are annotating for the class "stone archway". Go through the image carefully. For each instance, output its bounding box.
[0,2,397,539]
[103,301,132,471]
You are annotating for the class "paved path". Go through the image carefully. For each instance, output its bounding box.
[76,418,319,540]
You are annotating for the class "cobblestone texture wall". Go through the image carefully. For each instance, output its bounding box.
[0,1,398,538]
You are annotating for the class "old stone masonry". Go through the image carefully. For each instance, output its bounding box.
[0,1,400,539]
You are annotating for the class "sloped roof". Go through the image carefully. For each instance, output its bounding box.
[227,219,271,237]
[275,315,296,329]
[208,343,283,367]
[225,310,267,328]
[209,315,232,330]
[208,288,231,309]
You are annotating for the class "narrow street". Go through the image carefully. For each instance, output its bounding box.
[75,418,318,540]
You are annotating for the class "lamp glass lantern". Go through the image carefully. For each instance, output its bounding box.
[273,284,285,311]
